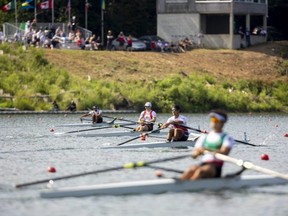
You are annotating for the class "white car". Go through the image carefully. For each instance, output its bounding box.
[111,37,146,51]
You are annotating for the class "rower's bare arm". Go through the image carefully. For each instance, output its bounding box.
[215,146,231,155]
[191,147,205,159]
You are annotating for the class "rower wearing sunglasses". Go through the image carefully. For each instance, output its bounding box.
[160,105,189,142]
[180,110,235,180]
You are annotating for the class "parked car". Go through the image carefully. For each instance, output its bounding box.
[111,37,146,51]
[138,35,169,51]
[252,26,283,41]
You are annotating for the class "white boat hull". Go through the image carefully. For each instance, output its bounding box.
[102,139,197,149]
[78,130,166,137]
[41,175,288,198]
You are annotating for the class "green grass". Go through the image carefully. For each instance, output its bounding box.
[0,43,287,113]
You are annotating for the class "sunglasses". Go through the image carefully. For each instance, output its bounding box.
[210,117,221,123]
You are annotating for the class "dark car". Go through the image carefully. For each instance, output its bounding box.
[111,37,146,51]
[138,35,169,51]
[252,26,283,41]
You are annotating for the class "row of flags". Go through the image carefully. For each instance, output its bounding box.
[2,0,105,12]
[2,0,52,12]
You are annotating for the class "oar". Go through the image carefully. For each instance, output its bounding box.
[211,151,288,180]
[54,122,133,135]
[181,125,261,147]
[80,117,92,122]
[102,115,138,124]
[14,154,191,188]
[103,115,161,127]
[54,125,116,135]
[117,128,164,146]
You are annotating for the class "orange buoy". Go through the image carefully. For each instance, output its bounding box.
[47,166,56,173]
[261,154,269,161]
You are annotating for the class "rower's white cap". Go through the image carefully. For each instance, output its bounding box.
[144,102,152,107]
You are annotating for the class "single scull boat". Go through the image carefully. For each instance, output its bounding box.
[40,175,288,198]
[77,129,168,137]
[101,139,197,149]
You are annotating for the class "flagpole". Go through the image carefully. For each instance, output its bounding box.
[85,0,88,30]
[68,0,71,25]
[101,4,104,46]
[34,0,37,22]
[15,0,18,27]
[52,0,54,25]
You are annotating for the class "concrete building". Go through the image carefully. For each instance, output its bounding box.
[157,0,268,49]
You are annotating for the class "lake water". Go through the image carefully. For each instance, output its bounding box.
[0,113,288,216]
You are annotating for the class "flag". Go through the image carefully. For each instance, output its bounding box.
[21,0,34,10]
[65,0,70,14]
[85,1,91,12]
[38,0,52,10]
[2,0,16,12]
[101,0,105,10]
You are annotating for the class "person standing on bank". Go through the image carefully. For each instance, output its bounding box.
[80,105,103,124]
[180,110,234,180]
[135,102,157,132]
[160,105,189,142]
[106,30,114,50]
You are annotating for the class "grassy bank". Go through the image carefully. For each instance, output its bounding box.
[0,42,287,112]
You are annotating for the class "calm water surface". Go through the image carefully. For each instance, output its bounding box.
[0,113,287,216]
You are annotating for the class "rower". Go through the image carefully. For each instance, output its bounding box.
[135,102,157,132]
[80,105,103,124]
[180,110,235,180]
[160,105,189,142]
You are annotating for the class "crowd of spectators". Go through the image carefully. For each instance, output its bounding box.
[1,18,204,52]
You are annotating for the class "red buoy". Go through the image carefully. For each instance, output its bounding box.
[155,170,163,178]
[261,154,269,161]
[47,166,56,173]
[284,133,288,137]
[50,128,54,132]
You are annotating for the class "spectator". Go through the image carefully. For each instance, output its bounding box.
[52,101,59,112]
[66,100,77,112]
[245,28,251,47]
[117,32,125,50]
[238,26,245,48]
[0,30,3,43]
[13,30,20,42]
[126,35,132,51]
[68,30,75,43]
[197,31,204,48]
[106,30,114,50]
